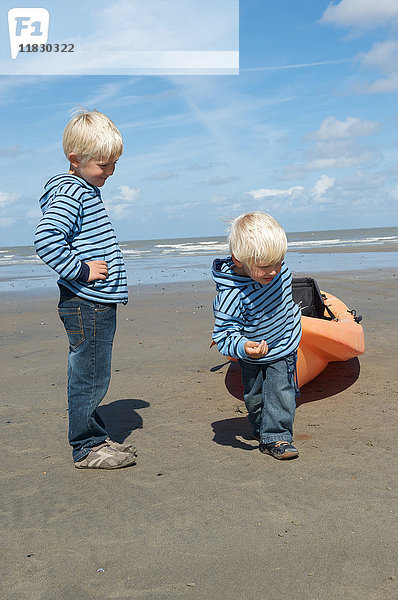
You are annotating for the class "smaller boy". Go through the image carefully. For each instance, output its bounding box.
[35,109,137,469]
[212,212,302,459]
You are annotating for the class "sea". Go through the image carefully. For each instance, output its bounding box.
[1,226,398,293]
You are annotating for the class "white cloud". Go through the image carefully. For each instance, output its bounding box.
[281,118,382,177]
[245,59,350,72]
[355,73,398,93]
[312,175,335,202]
[320,0,398,29]
[280,145,380,177]
[354,41,398,94]
[357,40,398,72]
[0,191,18,207]
[104,185,142,220]
[321,6,398,95]
[247,186,305,200]
[245,170,395,216]
[310,116,380,140]
[114,185,142,202]
[305,147,380,170]
[245,177,336,211]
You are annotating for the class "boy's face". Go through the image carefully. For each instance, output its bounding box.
[232,256,282,285]
[69,154,118,187]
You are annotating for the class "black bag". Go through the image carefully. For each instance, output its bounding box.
[292,277,334,319]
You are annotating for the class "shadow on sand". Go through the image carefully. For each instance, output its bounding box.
[211,416,259,450]
[211,357,361,448]
[97,398,150,444]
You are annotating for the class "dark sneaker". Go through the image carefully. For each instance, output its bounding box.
[75,443,137,469]
[259,440,299,460]
[106,437,137,455]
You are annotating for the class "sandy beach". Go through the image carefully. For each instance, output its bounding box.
[1,267,397,600]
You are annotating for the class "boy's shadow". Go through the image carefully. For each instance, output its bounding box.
[211,416,258,451]
[97,398,149,443]
[211,357,361,448]
[218,358,361,404]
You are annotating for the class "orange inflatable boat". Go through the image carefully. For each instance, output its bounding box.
[296,289,364,386]
[212,283,365,388]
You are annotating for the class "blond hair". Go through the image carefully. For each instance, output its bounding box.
[228,211,287,266]
[63,108,123,164]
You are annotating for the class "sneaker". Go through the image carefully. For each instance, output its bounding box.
[259,440,299,460]
[75,443,137,469]
[106,437,137,455]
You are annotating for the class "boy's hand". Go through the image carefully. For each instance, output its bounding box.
[244,340,268,358]
[87,260,108,282]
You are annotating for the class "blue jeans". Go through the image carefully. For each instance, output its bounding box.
[58,286,117,462]
[239,353,299,445]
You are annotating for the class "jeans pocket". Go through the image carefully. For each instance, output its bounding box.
[58,307,85,349]
[93,304,116,342]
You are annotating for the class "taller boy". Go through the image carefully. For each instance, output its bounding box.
[212,212,302,459]
[35,109,137,469]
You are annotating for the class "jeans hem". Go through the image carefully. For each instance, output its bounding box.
[73,448,91,463]
[260,435,293,445]
[72,438,107,462]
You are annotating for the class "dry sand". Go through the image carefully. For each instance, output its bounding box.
[1,268,397,600]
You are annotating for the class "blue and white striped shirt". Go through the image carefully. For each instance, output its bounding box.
[35,174,128,304]
[212,257,301,362]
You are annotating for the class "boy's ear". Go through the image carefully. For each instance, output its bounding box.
[68,152,80,168]
[231,254,243,268]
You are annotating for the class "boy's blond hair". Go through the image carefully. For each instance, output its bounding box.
[63,109,123,164]
[228,211,287,266]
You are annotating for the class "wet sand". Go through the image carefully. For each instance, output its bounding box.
[0,268,397,599]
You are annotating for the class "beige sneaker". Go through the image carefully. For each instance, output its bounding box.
[75,443,137,469]
[106,437,137,455]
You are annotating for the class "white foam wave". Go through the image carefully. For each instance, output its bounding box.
[156,243,228,253]
[288,235,398,248]
[0,255,40,265]
[122,249,151,256]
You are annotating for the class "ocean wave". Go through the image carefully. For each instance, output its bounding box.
[155,243,228,254]
[288,235,398,248]
[1,229,397,272]
[0,255,41,265]
[122,249,151,256]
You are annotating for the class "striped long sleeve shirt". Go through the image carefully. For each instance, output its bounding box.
[34,174,128,304]
[212,257,301,362]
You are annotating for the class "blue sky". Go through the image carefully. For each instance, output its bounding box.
[1,0,398,246]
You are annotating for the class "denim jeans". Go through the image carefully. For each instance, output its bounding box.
[239,352,299,445]
[58,285,117,462]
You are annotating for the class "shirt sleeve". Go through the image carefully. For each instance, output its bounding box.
[34,187,86,280]
[212,291,249,359]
